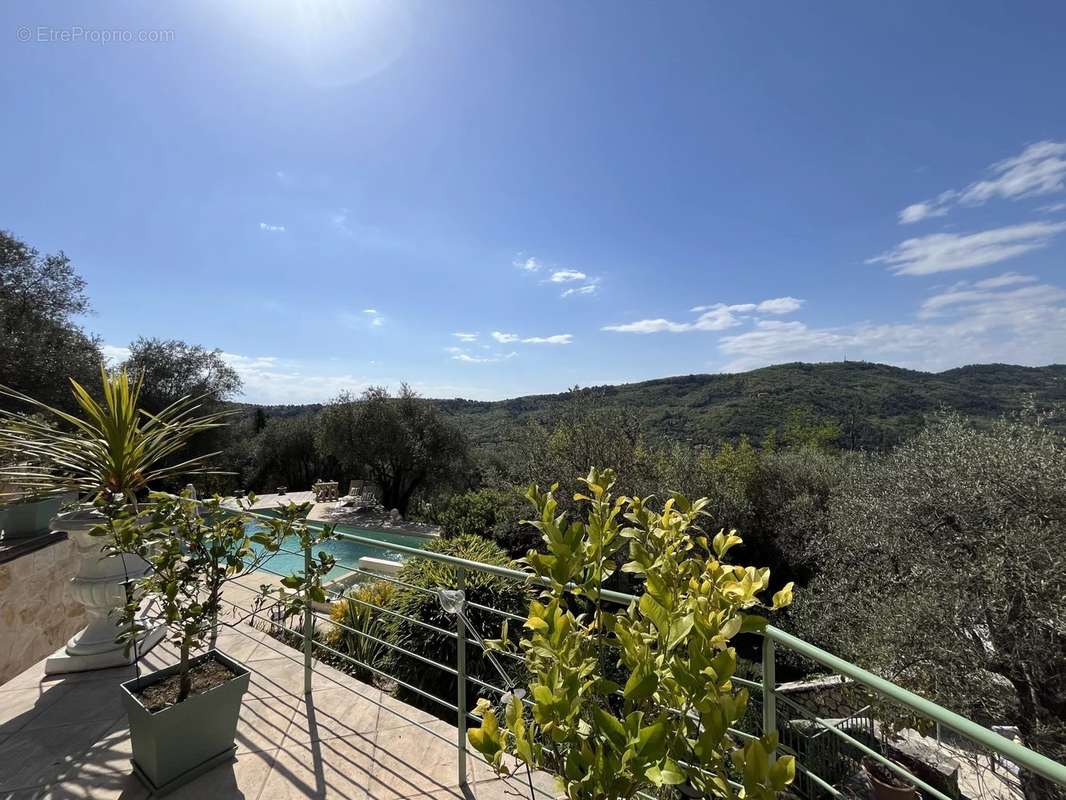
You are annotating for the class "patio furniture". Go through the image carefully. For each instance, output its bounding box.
[312,481,339,502]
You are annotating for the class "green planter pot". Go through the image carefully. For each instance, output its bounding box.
[121,649,251,795]
[0,495,62,539]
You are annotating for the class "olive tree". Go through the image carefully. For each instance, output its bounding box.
[316,385,470,515]
[0,230,102,412]
[121,337,241,415]
[796,411,1066,800]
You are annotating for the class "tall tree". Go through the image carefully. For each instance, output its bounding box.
[250,414,334,492]
[317,385,470,514]
[119,338,243,491]
[0,230,102,412]
[797,412,1066,800]
[121,337,241,414]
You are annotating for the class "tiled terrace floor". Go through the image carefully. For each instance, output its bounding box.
[0,620,553,799]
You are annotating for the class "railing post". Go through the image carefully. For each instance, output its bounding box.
[762,635,777,760]
[456,567,468,786]
[303,541,313,695]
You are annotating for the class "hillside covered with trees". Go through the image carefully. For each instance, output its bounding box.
[415,361,1066,453]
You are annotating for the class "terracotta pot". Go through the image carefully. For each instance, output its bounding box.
[864,762,919,800]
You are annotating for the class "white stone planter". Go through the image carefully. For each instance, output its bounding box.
[45,507,164,674]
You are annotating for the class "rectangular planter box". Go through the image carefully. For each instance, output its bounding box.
[121,649,251,795]
[0,496,62,539]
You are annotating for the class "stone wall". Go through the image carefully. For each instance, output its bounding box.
[777,674,868,719]
[0,535,84,684]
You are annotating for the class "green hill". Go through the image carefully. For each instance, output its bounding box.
[434,361,1066,453]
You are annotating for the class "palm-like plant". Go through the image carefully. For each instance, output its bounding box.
[0,366,231,504]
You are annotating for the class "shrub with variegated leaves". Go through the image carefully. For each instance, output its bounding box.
[468,467,795,800]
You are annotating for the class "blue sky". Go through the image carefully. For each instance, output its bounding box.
[3,2,1065,403]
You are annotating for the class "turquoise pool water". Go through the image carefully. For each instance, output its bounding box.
[247,520,431,582]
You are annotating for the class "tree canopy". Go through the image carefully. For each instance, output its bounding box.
[0,230,102,412]
[795,411,1066,800]
[121,337,241,414]
[316,385,470,514]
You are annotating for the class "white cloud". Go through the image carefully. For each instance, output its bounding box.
[549,269,586,283]
[973,271,1038,289]
[521,334,573,345]
[1038,202,1066,213]
[259,222,286,232]
[492,331,571,344]
[449,347,517,364]
[331,209,352,236]
[101,344,131,365]
[899,141,1066,223]
[339,309,385,329]
[604,297,803,334]
[899,200,950,225]
[754,297,804,314]
[452,332,478,342]
[562,284,599,298]
[867,222,1066,275]
[716,278,1066,372]
[215,353,369,404]
[960,141,1066,205]
[514,256,541,272]
[918,275,1058,319]
[603,318,692,334]
[359,308,384,327]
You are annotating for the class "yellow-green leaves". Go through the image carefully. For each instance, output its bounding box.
[712,529,743,558]
[771,581,794,611]
[466,469,795,800]
[732,734,796,799]
[467,702,506,766]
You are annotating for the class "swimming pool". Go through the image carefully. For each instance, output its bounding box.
[246,519,431,582]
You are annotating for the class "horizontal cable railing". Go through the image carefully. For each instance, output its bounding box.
[213,503,1066,797]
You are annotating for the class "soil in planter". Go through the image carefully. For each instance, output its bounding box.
[863,758,914,790]
[136,656,238,713]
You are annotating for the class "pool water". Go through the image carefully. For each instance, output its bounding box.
[246,520,431,582]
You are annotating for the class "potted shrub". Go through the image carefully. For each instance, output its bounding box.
[0,367,229,671]
[109,491,320,793]
[467,468,797,800]
[0,417,72,538]
[0,476,65,540]
[862,758,919,800]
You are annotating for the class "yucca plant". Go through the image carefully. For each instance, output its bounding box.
[326,580,397,681]
[0,365,231,504]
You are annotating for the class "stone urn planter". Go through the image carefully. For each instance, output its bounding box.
[121,649,251,794]
[44,507,163,674]
[0,495,63,539]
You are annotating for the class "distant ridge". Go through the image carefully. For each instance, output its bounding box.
[242,362,1066,453]
[433,361,1066,452]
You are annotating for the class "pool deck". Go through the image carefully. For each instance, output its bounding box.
[245,491,318,510]
[242,494,440,540]
[0,582,555,800]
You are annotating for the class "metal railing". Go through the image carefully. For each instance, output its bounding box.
[223,505,1066,798]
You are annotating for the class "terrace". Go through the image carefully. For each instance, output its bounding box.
[1,501,1063,800]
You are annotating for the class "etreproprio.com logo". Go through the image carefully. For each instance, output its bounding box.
[17,25,175,44]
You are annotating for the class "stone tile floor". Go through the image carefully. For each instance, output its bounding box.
[0,621,554,799]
